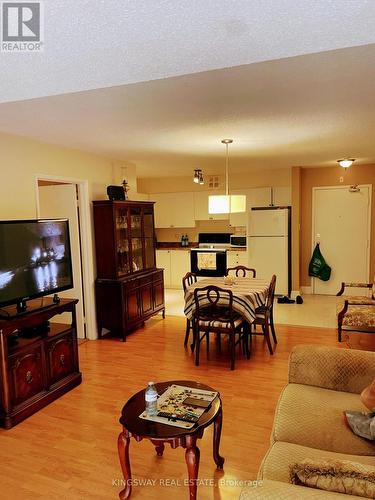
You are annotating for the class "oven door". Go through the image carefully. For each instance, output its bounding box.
[190,249,227,277]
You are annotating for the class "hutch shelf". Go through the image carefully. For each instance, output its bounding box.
[93,200,165,341]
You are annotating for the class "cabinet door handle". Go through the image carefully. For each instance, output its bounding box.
[60,354,65,366]
[26,371,33,384]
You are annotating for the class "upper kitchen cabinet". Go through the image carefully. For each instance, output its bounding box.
[273,186,291,206]
[229,188,271,226]
[193,191,229,221]
[151,192,195,228]
[229,187,291,226]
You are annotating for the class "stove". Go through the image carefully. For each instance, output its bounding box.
[190,233,230,276]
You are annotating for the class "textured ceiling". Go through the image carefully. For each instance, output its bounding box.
[1,1,375,178]
[1,44,375,177]
[1,0,375,103]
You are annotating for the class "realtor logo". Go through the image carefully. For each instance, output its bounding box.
[1,1,44,52]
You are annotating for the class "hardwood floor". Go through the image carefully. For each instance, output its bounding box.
[1,316,374,500]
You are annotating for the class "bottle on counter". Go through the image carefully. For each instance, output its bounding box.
[145,381,158,416]
[181,234,185,247]
[184,234,189,247]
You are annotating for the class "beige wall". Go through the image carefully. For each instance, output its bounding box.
[0,132,114,220]
[299,164,375,287]
[138,167,291,193]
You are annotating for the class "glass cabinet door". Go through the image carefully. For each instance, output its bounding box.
[115,206,130,275]
[143,206,154,238]
[130,207,144,272]
[143,206,155,269]
[144,237,155,269]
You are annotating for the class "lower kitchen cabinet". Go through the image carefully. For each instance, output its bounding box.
[95,269,165,341]
[227,250,248,268]
[155,250,190,289]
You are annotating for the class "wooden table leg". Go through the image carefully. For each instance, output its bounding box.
[118,429,132,499]
[185,435,200,500]
[151,440,165,456]
[213,406,224,469]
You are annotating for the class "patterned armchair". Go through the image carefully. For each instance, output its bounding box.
[336,281,375,342]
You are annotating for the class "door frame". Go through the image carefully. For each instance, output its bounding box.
[34,174,97,340]
[311,184,372,294]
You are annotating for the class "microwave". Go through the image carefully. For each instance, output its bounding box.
[230,235,246,247]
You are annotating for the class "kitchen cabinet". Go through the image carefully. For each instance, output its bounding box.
[227,250,248,269]
[193,191,229,221]
[156,249,190,289]
[151,192,195,228]
[229,187,291,227]
[229,188,271,227]
[93,200,165,340]
[273,186,291,206]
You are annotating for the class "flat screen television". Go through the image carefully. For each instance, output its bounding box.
[0,219,73,313]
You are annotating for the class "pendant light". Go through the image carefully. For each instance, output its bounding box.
[208,139,246,214]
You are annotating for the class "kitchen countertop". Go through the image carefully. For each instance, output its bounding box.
[156,243,247,252]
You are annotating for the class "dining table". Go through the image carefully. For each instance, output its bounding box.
[183,277,271,325]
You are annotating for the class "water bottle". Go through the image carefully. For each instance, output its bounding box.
[145,382,158,416]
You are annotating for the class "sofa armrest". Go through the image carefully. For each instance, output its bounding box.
[288,345,375,394]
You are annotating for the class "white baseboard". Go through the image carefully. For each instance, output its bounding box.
[300,286,312,295]
[291,290,301,299]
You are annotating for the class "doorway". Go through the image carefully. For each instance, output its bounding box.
[312,185,371,295]
[35,176,97,339]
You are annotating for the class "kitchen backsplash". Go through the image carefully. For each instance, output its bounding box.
[156,220,246,243]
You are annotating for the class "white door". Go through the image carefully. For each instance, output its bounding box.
[38,184,85,338]
[312,185,371,295]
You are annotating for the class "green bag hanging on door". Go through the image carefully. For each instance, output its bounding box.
[308,243,331,281]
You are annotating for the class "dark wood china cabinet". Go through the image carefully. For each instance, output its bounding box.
[93,200,165,341]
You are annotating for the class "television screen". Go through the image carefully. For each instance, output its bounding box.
[0,219,73,308]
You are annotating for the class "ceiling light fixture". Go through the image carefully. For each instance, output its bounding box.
[208,139,246,214]
[193,169,204,184]
[337,158,355,169]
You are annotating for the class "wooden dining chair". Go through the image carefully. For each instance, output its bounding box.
[226,265,256,278]
[250,275,277,355]
[182,271,197,348]
[192,285,249,370]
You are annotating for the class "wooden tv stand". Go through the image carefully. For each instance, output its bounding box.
[0,298,82,429]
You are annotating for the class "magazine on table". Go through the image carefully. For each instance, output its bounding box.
[140,384,218,429]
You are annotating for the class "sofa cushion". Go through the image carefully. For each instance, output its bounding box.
[290,458,375,498]
[240,479,361,499]
[272,384,375,455]
[259,442,375,484]
[337,300,375,329]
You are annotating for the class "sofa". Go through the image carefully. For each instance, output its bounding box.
[240,345,375,498]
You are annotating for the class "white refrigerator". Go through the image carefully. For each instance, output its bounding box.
[247,207,291,296]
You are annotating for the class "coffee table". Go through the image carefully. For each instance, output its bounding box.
[117,380,224,500]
